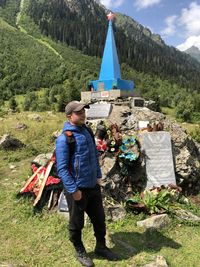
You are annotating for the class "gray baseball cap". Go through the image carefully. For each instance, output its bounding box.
[65,101,90,115]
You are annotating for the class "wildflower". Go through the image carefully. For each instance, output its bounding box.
[111,140,116,146]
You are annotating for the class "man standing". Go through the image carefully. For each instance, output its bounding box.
[56,101,118,267]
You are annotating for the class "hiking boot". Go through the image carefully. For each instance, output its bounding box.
[76,247,94,267]
[94,243,119,261]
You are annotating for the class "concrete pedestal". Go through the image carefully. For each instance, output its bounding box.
[81,89,135,102]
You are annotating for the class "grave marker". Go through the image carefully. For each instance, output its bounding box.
[141,131,176,188]
[86,103,112,119]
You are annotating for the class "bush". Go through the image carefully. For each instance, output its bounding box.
[9,96,17,111]
[175,102,192,122]
[190,127,200,143]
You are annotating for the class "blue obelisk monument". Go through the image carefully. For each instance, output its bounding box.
[90,12,134,92]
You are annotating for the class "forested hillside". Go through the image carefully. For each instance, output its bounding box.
[0,0,199,123]
[27,0,200,92]
[0,16,99,110]
[0,0,19,26]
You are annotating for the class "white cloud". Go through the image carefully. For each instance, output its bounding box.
[134,0,162,10]
[178,2,200,37]
[161,2,200,38]
[161,15,177,36]
[99,0,125,9]
[177,35,200,51]
[161,2,200,50]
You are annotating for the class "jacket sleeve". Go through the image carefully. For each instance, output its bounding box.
[56,135,78,194]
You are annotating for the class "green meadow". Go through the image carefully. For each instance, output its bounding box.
[0,112,200,267]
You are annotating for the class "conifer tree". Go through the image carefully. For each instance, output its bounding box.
[9,96,17,111]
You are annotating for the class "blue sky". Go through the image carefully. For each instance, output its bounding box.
[99,0,200,51]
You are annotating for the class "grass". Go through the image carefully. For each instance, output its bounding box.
[162,107,199,134]
[0,112,200,267]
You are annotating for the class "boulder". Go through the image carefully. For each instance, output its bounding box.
[0,134,25,150]
[102,160,128,202]
[52,130,62,139]
[142,255,168,267]
[104,204,126,222]
[15,123,27,130]
[121,107,165,131]
[27,114,42,122]
[166,121,200,192]
[137,214,170,229]
[32,153,53,167]
[101,154,117,180]
[119,107,200,193]
[174,209,200,222]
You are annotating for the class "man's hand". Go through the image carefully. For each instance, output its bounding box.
[72,190,82,201]
[97,178,102,186]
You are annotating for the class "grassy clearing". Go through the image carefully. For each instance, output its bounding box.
[0,112,200,267]
[162,107,177,119]
[162,107,199,134]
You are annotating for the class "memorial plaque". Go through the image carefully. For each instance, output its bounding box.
[86,103,112,119]
[132,97,145,108]
[101,91,109,98]
[134,99,144,107]
[141,131,176,188]
[138,121,149,130]
[58,191,68,212]
[91,92,101,99]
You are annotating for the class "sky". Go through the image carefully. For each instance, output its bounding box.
[99,0,200,51]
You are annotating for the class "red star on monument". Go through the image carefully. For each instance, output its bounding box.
[107,12,115,21]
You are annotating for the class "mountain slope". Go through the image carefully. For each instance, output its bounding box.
[0,0,20,26]
[184,46,200,63]
[0,18,66,95]
[0,0,199,121]
[0,10,99,99]
[26,0,200,92]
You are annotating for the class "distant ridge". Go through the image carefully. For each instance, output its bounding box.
[184,46,200,63]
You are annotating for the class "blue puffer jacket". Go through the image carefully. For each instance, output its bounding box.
[56,122,102,194]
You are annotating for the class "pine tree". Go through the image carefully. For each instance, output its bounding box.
[9,96,17,111]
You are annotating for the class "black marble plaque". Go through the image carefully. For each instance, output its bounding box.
[58,191,68,212]
[141,131,176,188]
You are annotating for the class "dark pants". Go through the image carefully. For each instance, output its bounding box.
[65,184,106,248]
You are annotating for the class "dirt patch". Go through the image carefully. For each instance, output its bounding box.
[189,195,200,207]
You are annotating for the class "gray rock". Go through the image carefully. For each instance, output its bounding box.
[0,134,25,150]
[27,114,42,121]
[52,130,62,139]
[143,255,168,267]
[104,204,126,222]
[9,164,16,170]
[46,111,56,117]
[168,121,200,191]
[174,209,200,222]
[101,155,117,180]
[137,214,170,229]
[120,107,200,193]
[122,107,165,131]
[15,123,27,130]
[32,153,53,166]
